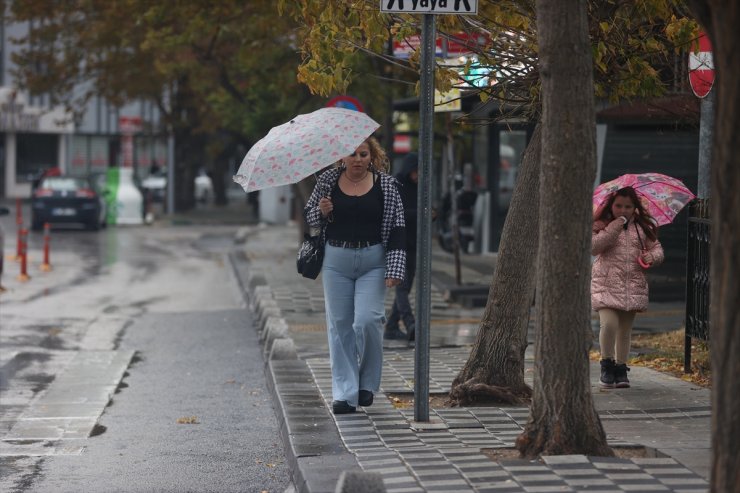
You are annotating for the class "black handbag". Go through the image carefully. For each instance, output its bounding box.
[297,228,324,280]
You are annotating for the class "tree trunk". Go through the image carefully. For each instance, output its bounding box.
[516,0,611,457]
[687,2,740,491]
[211,160,229,206]
[449,123,541,406]
[174,125,199,212]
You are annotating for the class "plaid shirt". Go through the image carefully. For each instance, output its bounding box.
[304,167,406,280]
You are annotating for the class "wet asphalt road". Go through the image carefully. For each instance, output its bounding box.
[0,206,291,493]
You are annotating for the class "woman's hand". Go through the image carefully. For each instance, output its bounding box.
[319,197,333,217]
[386,278,401,288]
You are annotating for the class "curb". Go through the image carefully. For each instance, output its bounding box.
[229,251,363,493]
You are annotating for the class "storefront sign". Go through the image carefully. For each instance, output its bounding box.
[0,87,74,133]
[0,101,41,131]
[434,88,461,112]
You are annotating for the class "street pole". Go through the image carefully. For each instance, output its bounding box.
[447,113,462,285]
[414,13,435,423]
[697,92,713,199]
[167,133,175,215]
[166,86,176,215]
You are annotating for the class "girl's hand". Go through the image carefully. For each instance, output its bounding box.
[608,216,627,228]
[319,197,333,217]
[640,252,653,266]
[386,278,401,288]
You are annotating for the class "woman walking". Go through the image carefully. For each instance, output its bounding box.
[304,137,406,414]
[592,186,664,388]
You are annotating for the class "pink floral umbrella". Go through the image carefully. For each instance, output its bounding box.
[233,107,380,193]
[592,173,696,226]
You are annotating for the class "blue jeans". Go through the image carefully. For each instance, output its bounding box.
[322,244,386,407]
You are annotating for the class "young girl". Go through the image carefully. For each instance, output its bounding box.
[591,186,664,388]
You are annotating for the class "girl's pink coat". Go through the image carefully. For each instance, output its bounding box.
[591,219,664,312]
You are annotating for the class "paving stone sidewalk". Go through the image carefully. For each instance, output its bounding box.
[232,223,710,493]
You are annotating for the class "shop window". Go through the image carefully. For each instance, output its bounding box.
[16,133,57,183]
[498,129,527,210]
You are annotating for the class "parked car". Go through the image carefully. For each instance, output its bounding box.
[30,176,107,231]
[140,172,167,203]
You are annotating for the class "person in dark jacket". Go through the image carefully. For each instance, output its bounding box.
[384,152,419,341]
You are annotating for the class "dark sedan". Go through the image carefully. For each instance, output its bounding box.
[31,176,107,231]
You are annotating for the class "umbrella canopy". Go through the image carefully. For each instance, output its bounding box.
[592,173,696,226]
[233,107,380,193]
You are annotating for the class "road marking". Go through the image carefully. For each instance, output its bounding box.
[0,350,134,456]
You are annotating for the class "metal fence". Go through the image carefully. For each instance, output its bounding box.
[684,198,710,373]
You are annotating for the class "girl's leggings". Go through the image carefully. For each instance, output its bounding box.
[598,308,636,364]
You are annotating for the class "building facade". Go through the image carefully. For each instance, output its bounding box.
[1,12,166,199]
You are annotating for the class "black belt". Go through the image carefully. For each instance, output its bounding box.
[327,239,381,249]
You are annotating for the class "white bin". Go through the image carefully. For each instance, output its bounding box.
[259,185,292,224]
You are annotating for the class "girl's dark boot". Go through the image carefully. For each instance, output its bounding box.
[599,359,616,388]
[614,363,631,388]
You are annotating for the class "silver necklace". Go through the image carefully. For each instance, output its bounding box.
[345,170,369,186]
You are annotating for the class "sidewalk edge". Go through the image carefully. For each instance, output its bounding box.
[228,251,362,493]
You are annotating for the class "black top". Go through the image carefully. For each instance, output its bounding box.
[326,173,383,243]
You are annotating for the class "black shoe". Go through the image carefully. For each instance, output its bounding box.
[407,324,415,342]
[614,363,630,388]
[332,400,356,414]
[358,390,374,407]
[384,327,407,340]
[599,359,616,388]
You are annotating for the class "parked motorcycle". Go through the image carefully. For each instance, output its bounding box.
[437,183,478,254]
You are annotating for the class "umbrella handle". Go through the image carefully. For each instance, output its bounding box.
[637,254,651,269]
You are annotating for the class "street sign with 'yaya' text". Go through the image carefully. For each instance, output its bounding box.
[381,0,478,14]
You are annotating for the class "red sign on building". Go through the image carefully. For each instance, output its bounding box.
[393,32,489,59]
[446,32,491,55]
[393,35,443,58]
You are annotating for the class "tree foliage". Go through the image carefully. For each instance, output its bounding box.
[280,0,698,115]
[8,1,318,207]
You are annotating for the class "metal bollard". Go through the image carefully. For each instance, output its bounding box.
[144,189,155,224]
[14,199,23,261]
[15,198,22,226]
[40,223,52,272]
[0,256,5,293]
[17,228,31,282]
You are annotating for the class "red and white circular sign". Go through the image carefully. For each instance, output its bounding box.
[689,32,714,98]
